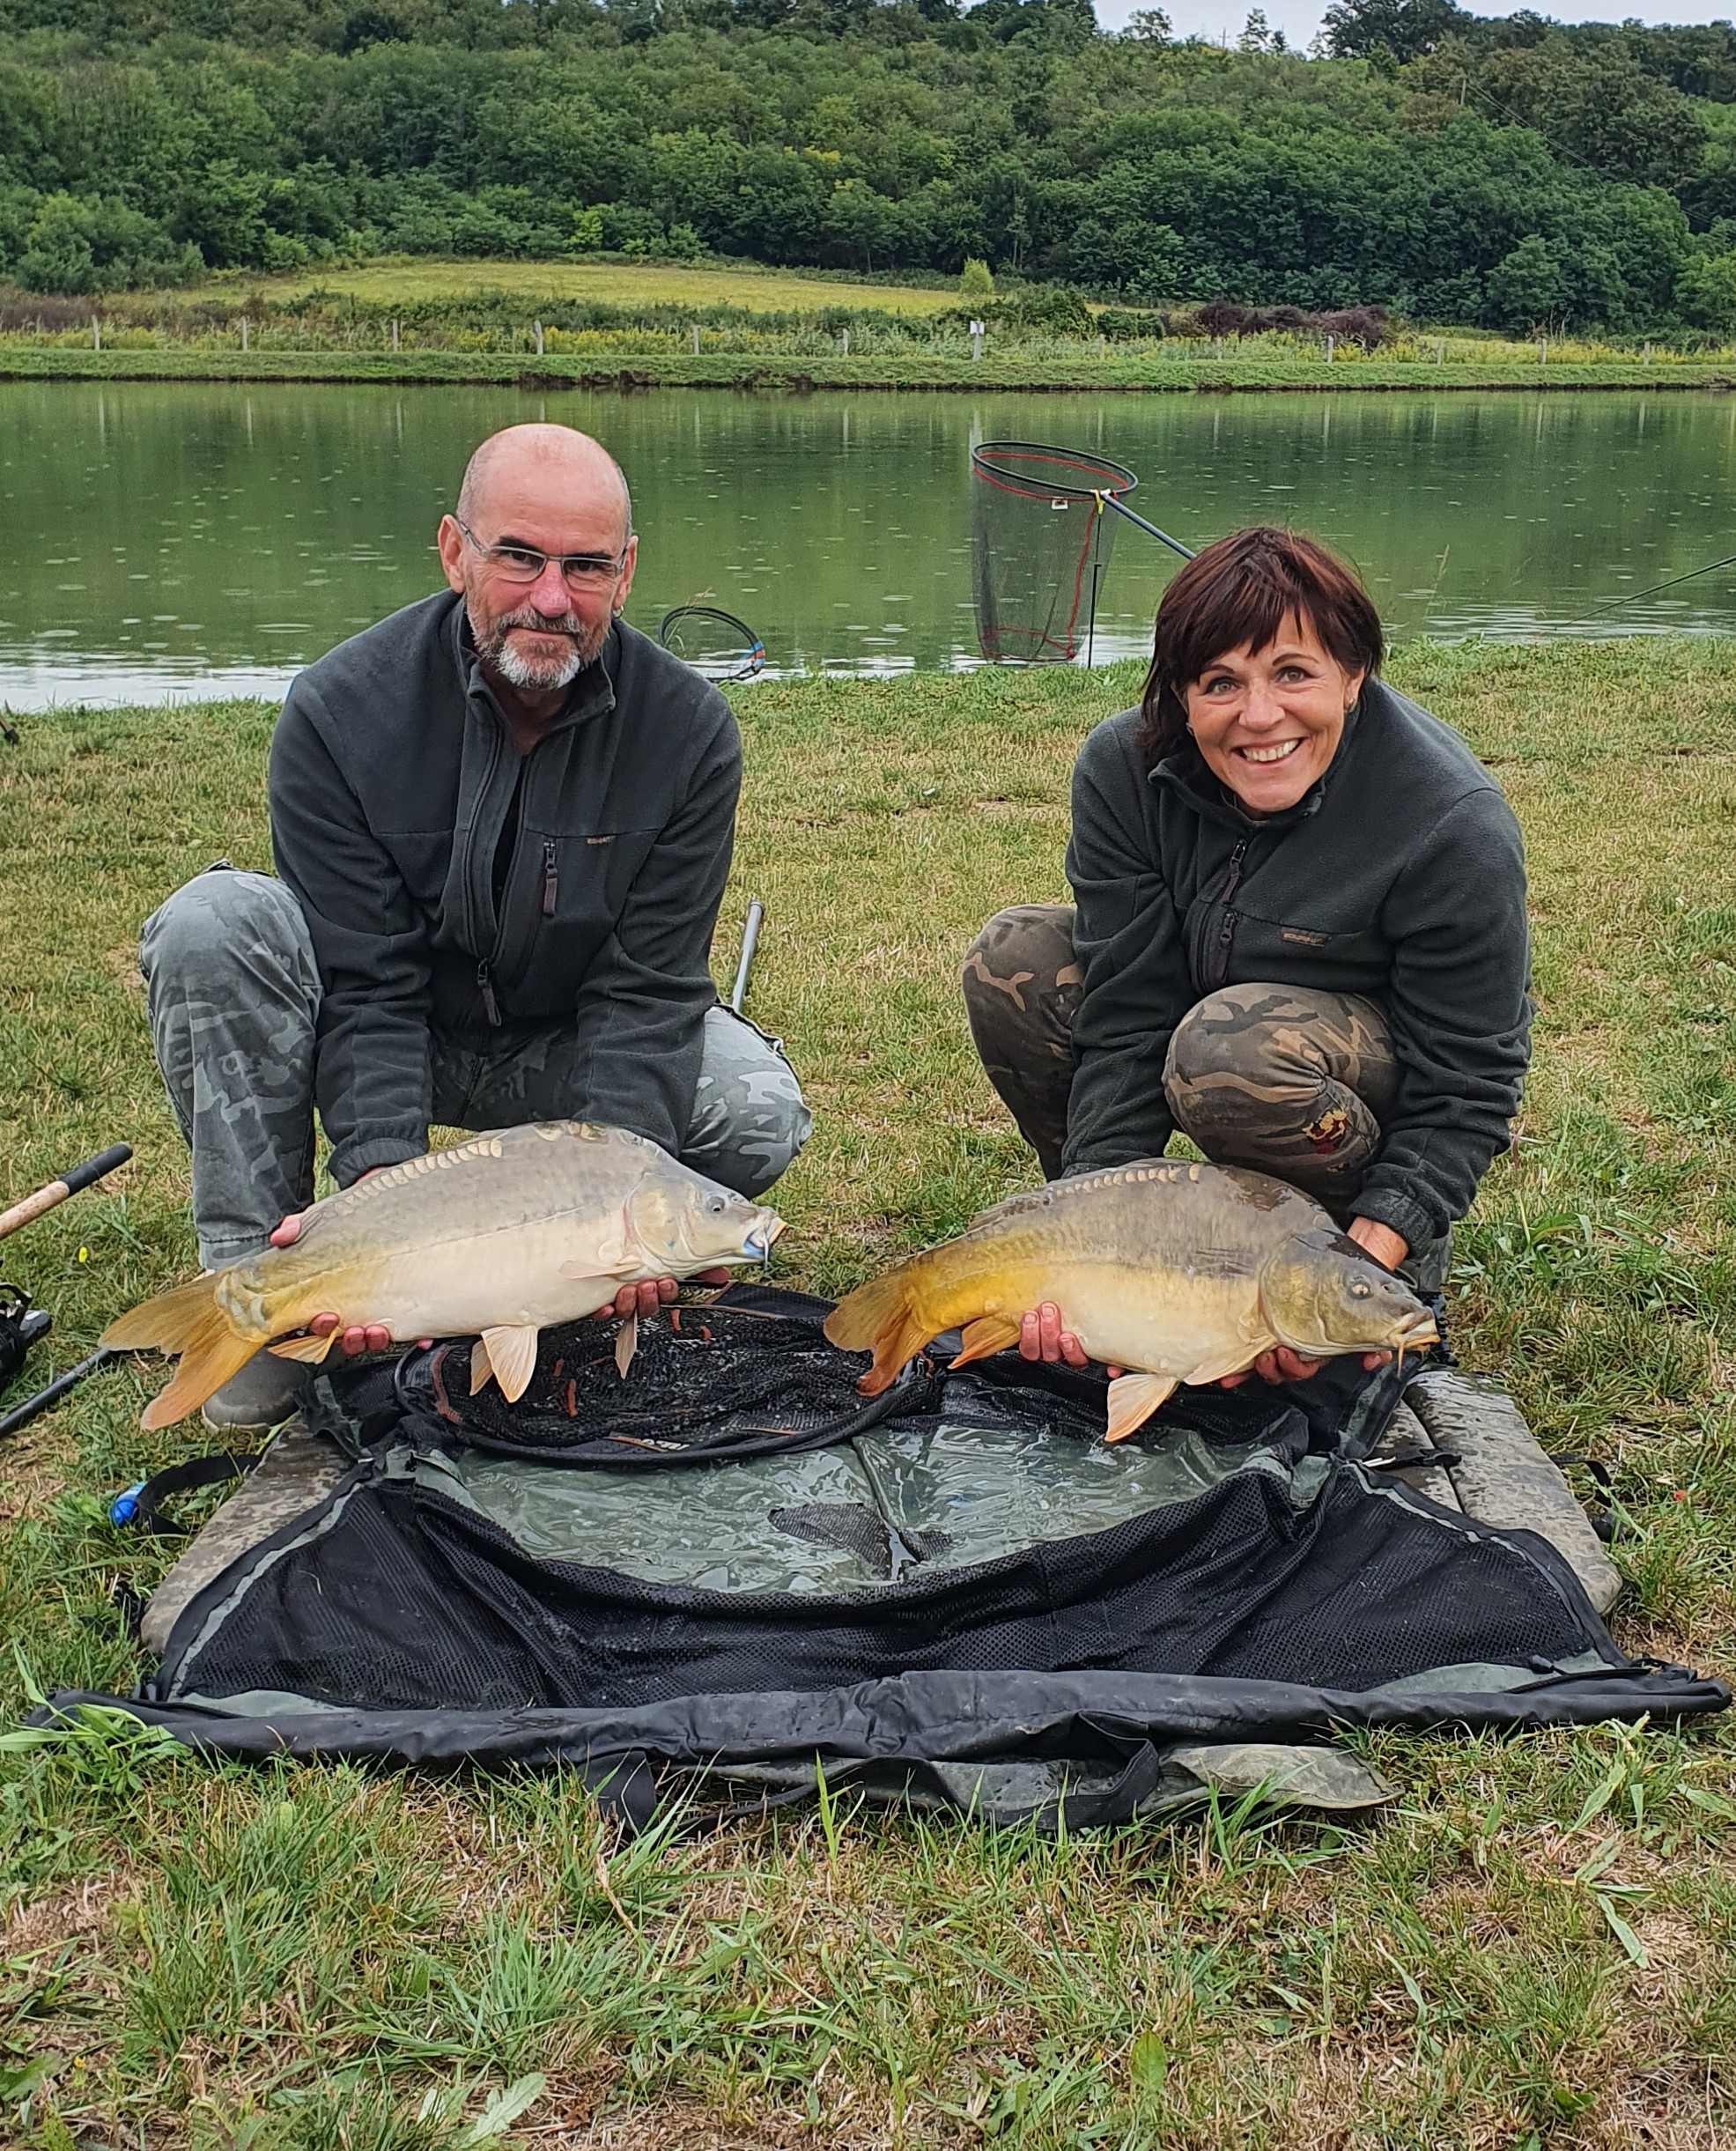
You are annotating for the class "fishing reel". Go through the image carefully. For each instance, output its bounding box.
[0,1282,51,1396]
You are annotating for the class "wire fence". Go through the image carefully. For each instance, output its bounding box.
[2,291,1729,368]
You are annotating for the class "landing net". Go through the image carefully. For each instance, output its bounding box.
[658,604,766,683]
[971,441,1140,663]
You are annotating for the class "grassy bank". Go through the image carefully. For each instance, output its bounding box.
[2,643,1734,2146]
[192,256,966,315]
[1,344,1731,395]
[11,260,1736,392]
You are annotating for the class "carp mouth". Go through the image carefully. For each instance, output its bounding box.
[1392,1305,1441,1356]
[746,1214,787,1261]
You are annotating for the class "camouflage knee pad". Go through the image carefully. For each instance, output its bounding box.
[961,904,1080,1178]
[1163,983,1398,1208]
[140,865,323,1268]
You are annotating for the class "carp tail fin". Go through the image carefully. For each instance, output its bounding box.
[824,1264,934,1397]
[103,1275,262,1430]
[101,1271,224,1356]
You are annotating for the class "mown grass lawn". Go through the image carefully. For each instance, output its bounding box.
[177,255,965,317]
[1,641,1733,2148]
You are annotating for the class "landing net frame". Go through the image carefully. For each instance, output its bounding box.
[970,441,1194,665]
[659,604,767,684]
[971,441,1136,665]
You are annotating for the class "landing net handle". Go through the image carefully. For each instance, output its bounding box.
[970,442,1193,666]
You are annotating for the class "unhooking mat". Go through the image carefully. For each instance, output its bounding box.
[45,1287,1728,1826]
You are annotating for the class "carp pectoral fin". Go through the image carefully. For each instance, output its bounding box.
[268,1332,337,1364]
[480,1324,539,1403]
[614,1310,639,1379]
[948,1315,1022,1370]
[1104,1371,1178,1445]
[469,1334,494,1396]
[1180,1342,1272,1388]
[558,1249,639,1282]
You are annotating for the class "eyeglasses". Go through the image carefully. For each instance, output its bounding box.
[454,518,628,588]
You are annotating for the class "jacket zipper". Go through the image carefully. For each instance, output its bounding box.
[1208,837,1252,991]
[541,839,558,918]
[476,959,500,1028]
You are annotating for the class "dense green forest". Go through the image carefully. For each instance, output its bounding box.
[5,0,1736,330]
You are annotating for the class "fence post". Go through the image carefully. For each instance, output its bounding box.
[1538,336,1548,365]
[92,314,100,352]
[840,328,849,357]
[969,317,984,361]
[691,323,699,356]
[534,320,544,357]
[1642,341,1652,366]
[1436,339,1445,365]
[390,317,400,352]
[1097,332,1106,358]
[1324,333,1334,363]
[240,316,248,353]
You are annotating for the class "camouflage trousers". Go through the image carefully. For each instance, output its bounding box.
[141,865,811,1269]
[962,902,1447,1290]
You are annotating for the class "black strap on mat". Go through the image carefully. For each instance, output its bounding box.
[116,1452,258,1537]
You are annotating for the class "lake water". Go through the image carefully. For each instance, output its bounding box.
[6,381,1736,707]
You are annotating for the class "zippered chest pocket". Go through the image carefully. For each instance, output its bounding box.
[1185,838,1252,994]
[528,827,661,936]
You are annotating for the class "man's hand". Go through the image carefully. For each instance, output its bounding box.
[589,1269,732,1320]
[1216,1216,1408,1387]
[270,1169,431,1356]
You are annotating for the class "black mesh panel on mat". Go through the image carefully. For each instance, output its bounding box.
[306,1285,1331,1468]
[324,1303,929,1467]
[166,1460,1614,1715]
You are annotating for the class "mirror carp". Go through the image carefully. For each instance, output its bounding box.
[824,1159,1438,1443]
[103,1121,784,1430]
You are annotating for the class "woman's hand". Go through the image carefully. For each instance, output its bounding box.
[1018,1304,1124,1379]
[1217,1344,1392,1389]
[1216,1214,1409,1388]
[1346,1215,1409,1273]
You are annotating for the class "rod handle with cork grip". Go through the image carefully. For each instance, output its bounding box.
[0,1144,133,1245]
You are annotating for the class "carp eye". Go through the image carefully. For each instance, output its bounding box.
[1350,1280,1371,1298]
[704,1194,727,1216]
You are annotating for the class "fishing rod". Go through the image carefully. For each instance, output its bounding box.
[1573,551,1736,626]
[0,1142,133,1439]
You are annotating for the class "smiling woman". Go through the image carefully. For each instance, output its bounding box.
[960,526,1533,1412]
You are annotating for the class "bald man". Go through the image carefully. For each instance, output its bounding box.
[140,424,809,1430]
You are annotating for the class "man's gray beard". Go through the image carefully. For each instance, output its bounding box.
[471,601,608,692]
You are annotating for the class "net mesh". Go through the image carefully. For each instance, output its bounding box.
[971,441,1139,662]
[173,1460,1598,1713]
[394,1304,929,1465]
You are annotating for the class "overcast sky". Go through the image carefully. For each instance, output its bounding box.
[1093,0,1736,53]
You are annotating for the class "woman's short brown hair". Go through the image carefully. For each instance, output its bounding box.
[1137,527,1384,764]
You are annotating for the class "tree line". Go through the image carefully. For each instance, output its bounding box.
[4,0,1736,331]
